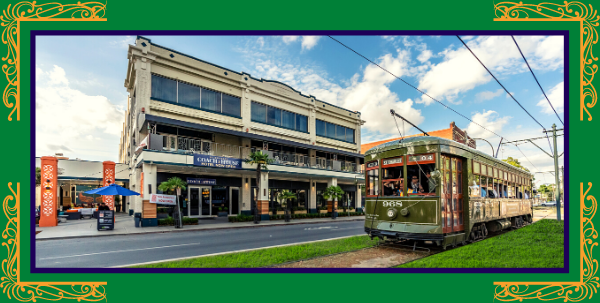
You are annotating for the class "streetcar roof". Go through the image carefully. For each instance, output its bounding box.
[364,136,532,176]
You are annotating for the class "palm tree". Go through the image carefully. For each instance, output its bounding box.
[278,190,297,222]
[322,185,345,219]
[158,177,187,228]
[245,150,274,223]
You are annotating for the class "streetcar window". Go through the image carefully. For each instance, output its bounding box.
[481,165,487,176]
[480,176,488,198]
[407,163,436,195]
[469,175,480,197]
[382,165,403,197]
[366,169,379,196]
[473,161,480,174]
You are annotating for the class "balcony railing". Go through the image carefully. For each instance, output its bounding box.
[145,134,363,174]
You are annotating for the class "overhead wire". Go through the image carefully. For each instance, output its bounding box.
[511,35,564,126]
[328,35,558,173]
[456,35,554,157]
[327,35,504,139]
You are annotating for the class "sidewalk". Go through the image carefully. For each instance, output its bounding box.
[35,213,365,241]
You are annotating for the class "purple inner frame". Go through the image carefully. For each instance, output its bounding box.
[29,30,569,274]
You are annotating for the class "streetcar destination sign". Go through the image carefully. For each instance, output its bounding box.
[408,154,434,162]
[383,157,402,166]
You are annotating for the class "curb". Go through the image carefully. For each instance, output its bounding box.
[35,217,366,241]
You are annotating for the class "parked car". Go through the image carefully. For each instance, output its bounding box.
[541,201,557,207]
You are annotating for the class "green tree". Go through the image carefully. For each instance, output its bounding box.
[322,185,345,210]
[278,190,297,212]
[158,177,187,195]
[36,167,41,185]
[502,157,534,181]
[244,150,274,221]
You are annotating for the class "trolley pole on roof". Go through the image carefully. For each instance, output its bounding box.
[390,109,430,137]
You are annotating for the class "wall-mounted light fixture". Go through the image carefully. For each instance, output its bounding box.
[245,178,248,184]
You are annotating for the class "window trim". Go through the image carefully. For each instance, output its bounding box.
[315,119,356,144]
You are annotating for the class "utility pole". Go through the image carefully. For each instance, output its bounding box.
[543,124,562,221]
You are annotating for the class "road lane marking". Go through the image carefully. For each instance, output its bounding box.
[39,242,205,260]
[112,233,364,268]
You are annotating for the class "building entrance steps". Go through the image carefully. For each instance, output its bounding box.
[35,212,365,241]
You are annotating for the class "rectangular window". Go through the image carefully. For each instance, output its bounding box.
[251,102,267,123]
[336,124,346,141]
[346,128,354,143]
[151,75,177,102]
[367,165,379,197]
[281,110,295,129]
[473,161,480,174]
[297,115,308,132]
[481,165,487,176]
[470,175,480,197]
[326,122,336,138]
[316,119,326,137]
[177,82,200,108]
[201,88,221,112]
[267,106,281,126]
[221,94,241,117]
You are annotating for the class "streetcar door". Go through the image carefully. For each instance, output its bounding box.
[441,155,465,233]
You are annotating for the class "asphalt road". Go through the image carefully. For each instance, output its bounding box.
[35,220,365,268]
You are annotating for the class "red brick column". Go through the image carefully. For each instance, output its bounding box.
[39,157,58,227]
[102,161,116,210]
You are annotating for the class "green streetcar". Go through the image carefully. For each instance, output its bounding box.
[363,136,533,250]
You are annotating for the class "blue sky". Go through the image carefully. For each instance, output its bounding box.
[35,35,565,186]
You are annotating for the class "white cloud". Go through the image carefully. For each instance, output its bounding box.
[537,81,564,114]
[256,37,264,48]
[47,65,69,86]
[243,45,423,138]
[466,110,511,139]
[417,36,563,105]
[109,36,134,49]
[417,49,433,63]
[36,65,124,161]
[282,36,299,44]
[475,88,504,102]
[301,36,321,50]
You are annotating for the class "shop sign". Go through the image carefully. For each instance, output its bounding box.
[193,154,242,169]
[187,178,217,185]
[149,194,177,205]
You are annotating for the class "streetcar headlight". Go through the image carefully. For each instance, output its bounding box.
[387,208,397,219]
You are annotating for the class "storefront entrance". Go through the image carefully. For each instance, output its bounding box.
[188,186,212,217]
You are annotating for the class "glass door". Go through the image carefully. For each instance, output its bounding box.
[189,187,200,216]
[230,187,240,215]
[201,187,211,216]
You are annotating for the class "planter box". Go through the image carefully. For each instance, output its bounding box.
[319,210,328,214]
[348,209,356,212]
[294,210,307,214]
[157,213,169,219]
[217,212,228,217]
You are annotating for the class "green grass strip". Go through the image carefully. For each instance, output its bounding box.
[396,219,564,268]
[131,236,380,268]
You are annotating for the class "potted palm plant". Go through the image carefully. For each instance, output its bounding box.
[244,150,274,223]
[322,185,344,219]
[278,190,297,222]
[158,177,187,228]
[217,207,228,217]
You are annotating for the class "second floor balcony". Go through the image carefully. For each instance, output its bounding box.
[143,134,363,174]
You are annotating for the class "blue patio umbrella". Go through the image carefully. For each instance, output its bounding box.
[84,183,140,196]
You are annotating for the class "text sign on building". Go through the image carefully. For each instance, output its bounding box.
[187,178,217,186]
[193,154,242,169]
[149,194,177,205]
[383,157,403,166]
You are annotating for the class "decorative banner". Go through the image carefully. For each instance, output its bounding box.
[187,178,217,185]
[149,194,176,205]
[193,154,242,169]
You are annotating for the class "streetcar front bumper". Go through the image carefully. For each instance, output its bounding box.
[365,227,444,241]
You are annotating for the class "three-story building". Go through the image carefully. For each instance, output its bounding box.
[121,36,365,225]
